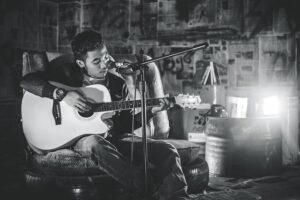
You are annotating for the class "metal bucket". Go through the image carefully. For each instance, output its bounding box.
[205,117,282,178]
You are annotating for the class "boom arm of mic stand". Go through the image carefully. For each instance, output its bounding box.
[129,42,209,71]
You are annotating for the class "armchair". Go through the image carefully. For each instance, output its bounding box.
[21,50,208,199]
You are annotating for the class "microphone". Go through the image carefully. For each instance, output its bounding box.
[106,60,135,74]
[106,60,130,69]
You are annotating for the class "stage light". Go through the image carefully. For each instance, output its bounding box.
[262,96,280,116]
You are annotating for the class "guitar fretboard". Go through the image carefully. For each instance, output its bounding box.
[92,97,173,112]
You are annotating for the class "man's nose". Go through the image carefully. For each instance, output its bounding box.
[100,62,107,69]
[103,53,110,63]
[100,59,110,69]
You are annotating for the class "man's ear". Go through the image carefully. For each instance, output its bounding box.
[76,60,85,68]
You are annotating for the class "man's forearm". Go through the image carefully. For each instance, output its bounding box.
[20,72,56,99]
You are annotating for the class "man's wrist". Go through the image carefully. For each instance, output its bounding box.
[43,83,57,99]
[53,88,67,101]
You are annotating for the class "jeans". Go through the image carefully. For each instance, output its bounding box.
[72,134,189,200]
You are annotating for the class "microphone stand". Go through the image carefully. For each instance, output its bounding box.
[138,48,150,194]
[131,42,209,194]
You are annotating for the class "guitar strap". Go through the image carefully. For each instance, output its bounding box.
[52,100,62,125]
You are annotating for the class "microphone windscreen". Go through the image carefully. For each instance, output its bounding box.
[105,60,116,69]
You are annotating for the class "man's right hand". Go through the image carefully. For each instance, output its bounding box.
[62,90,91,112]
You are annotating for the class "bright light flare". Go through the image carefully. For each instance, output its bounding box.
[262,96,280,116]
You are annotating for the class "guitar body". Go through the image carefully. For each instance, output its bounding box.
[21,82,113,151]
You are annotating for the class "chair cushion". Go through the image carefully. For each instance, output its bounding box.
[30,139,204,176]
[30,149,102,176]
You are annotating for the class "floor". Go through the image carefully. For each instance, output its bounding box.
[195,164,300,200]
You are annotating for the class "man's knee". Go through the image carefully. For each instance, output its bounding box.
[76,135,106,152]
[157,141,180,158]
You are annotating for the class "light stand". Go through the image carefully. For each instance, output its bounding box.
[131,42,209,194]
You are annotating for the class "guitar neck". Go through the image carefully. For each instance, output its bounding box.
[92,97,174,112]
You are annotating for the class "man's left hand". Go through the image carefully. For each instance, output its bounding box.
[151,98,173,114]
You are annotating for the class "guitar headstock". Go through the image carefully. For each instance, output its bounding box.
[173,94,202,109]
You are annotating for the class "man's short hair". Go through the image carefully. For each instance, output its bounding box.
[71,30,104,61]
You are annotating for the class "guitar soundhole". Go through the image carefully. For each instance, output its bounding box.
[78,111,94,118]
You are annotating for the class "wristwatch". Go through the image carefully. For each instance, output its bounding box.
[55,88,67,101]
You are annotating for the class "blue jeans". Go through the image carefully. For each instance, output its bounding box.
[73,135,189,200]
